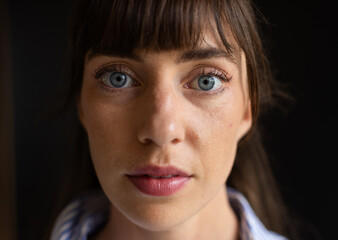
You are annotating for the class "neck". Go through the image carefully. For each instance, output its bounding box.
[94,187,239,240]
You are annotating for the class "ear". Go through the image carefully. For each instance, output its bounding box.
[236,100,252,141]
[77,96,87,131]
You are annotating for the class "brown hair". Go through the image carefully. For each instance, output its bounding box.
[49,0,298,238]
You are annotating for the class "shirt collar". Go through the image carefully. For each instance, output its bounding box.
[227,187,288,240]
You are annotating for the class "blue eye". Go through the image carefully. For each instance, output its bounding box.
[102,72,134,88]
[191,75,223,91]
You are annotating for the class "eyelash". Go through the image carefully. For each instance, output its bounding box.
[95,64,131,79]
[94,64,231,95]
[197,68,229,82]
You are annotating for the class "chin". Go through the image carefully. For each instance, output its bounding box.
[115,200,193,232]
[104,178,201,232]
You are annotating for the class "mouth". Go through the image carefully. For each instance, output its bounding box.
[126,165,192,196]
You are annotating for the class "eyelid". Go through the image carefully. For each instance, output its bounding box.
[185,66,232,84]
[94,63,136,80]
[181,66,232,96]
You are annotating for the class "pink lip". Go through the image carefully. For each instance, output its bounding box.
[126,165,191,196]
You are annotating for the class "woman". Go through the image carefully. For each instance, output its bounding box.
[50,0,294,239]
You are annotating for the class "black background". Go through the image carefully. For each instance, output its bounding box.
[8,0,337,239]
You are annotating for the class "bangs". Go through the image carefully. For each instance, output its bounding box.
[75,0,236,58]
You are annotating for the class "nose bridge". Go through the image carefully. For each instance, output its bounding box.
[137,82,185,146]
[152,85,175,116]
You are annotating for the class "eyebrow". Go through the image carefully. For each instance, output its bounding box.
[177,47,236,64]
[88,47,237,64]
[87,51,142,62]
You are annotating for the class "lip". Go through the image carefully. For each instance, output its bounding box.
[126,165,192,196]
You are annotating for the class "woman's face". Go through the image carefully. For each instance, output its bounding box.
[78,34,252,231]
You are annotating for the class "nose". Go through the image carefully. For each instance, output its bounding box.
[137,86,185,147]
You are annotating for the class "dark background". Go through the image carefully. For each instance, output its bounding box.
[7,0,337,239]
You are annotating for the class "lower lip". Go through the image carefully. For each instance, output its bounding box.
[127,175,190,196]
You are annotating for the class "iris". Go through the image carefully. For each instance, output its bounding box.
[198,75,216,91]
[109,72,127,88]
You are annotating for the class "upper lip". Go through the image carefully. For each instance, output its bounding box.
[127,165,191,177]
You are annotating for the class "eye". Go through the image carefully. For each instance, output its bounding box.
[102,71,134,88]
[190,75,223,91]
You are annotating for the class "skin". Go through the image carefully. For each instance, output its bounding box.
[78,34,252,240]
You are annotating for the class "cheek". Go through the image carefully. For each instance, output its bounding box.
[195,91,246,179]
[189,104,241,185]
[80,93,136,178]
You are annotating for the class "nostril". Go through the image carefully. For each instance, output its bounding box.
[141,138,153,145]
[139,137,181,146]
